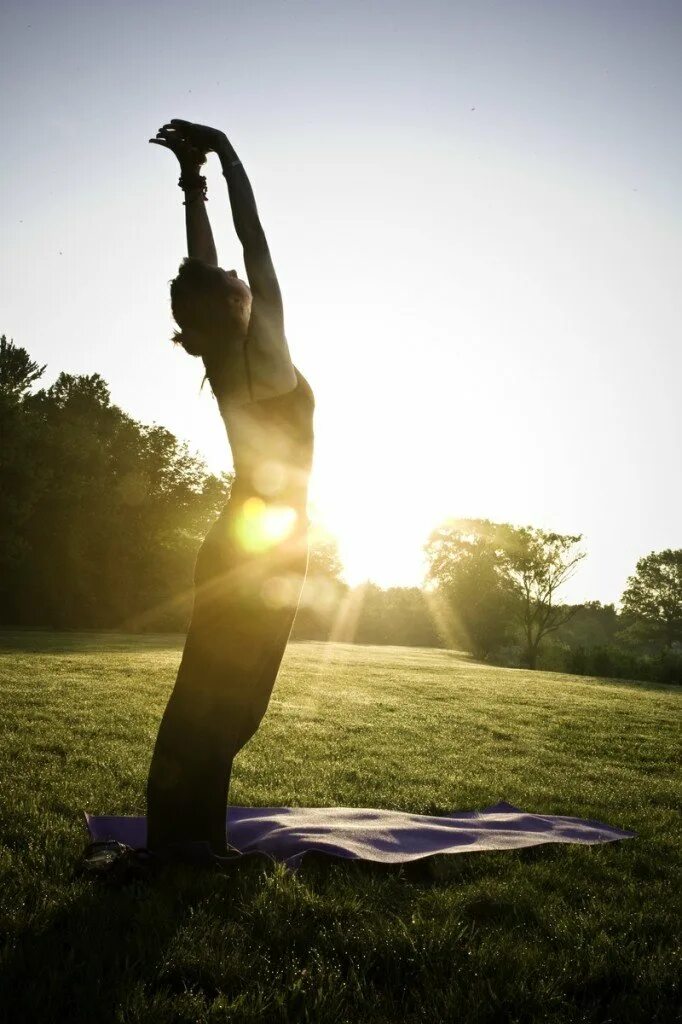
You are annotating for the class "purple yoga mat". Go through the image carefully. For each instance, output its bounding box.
[85,802,635,866]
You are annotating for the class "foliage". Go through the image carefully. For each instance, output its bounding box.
[425,519,585,666]
[503,526,585,669]
[290,528,347,640]
[424,519,516,658]
[552,601,620,649]
[294,579,443,648]
[563,643,682,685]
[0,337,49,583]
[0,338,230,630]
[620,549,682,647]
[2,335,678,685]
[0,634,679,1023]
[0,334,46,399]
[347,583,443,647]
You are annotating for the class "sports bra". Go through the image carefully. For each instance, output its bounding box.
[221,368,315,508]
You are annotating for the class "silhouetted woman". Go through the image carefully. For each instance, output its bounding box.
[146,120,314,857]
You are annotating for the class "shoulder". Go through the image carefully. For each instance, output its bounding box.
[239,367,314,418]
[293,368,315,407]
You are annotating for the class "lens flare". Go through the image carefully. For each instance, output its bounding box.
[236,497,298,552]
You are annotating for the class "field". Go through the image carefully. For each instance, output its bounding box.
[0,632,679,1024]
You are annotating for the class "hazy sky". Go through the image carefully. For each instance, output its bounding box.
[1,0,680,600]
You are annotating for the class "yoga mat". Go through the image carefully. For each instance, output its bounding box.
[85,802,635,867]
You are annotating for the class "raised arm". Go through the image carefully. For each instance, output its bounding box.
[166,120,282,324]
[149,126,218,267]
[219,140,282,316]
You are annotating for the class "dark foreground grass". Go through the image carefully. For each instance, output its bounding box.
[0,632,679,1024]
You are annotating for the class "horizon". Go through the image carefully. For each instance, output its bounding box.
[1,0,680,602]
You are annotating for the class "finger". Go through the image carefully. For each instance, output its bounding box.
[149,139,172,148]
[163,124,189,136]
[169,119,192,128]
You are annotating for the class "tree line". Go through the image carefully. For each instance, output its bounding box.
[296,519,681,684]
[423,519,681,684]
[0,336,348,636]
[0,337,231,630]
[1,337,680,684]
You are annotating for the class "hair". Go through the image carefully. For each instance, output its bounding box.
[170,258,251,360]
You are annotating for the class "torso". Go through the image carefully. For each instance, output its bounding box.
[223,368,315,510]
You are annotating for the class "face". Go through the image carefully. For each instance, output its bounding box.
[218,269,252,330]
[221,268,251,297]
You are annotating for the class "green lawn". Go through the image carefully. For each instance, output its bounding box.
[0,632,679,1024]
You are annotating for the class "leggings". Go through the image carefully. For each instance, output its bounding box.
[146,495,308,854]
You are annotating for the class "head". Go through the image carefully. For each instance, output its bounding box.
[170,258,252,360]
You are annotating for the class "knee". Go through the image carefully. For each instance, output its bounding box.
[226,697,267,754]
[240,704,266,750]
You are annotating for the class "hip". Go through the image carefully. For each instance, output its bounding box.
[194,493,309,592]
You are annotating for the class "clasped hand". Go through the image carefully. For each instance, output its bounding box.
[149,120,228,170]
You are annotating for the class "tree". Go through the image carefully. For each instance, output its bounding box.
[503,527,585,669]
[373,587,442,647]
[0,335,45,401]
[0,337,48,605]
[0,337,231,630]
[425,519,586,667]
[621,549,682,648]
[306,530,344,582]
[291,528,347,640]
[553,601,619,650]
[425,519,516,659]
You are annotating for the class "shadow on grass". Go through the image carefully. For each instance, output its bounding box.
[0,858,265,1024]
[3,842,672,1024]
[0,630,185,655]
[296,839,572,889]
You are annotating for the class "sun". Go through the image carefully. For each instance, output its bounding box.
[309,473,432,588]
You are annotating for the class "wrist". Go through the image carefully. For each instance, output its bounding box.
[178,161,203,178]
[178,171,207,203]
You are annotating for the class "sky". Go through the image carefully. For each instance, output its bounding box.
[1,0,680,601]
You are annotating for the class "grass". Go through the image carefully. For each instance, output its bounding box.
[0,631,679,1024]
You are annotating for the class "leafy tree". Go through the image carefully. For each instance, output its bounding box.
[0,338,231,630]
[292,528,347,640]
[375,587,442,647]
[425,519,585,666]
[326,582,441,647]
[621,549,682,648]
[0,337,48,602]
[553,601,619,650]
[503,526,585,669]
[360,585,440,647]
[425,519,515,658]
[334,580,385,644]
[0,335,45,400]
[307,530,345,581]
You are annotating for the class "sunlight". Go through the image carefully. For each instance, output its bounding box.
[308,477,434,589]
[235,498,298,553]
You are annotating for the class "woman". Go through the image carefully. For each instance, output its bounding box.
[146,120,314,858]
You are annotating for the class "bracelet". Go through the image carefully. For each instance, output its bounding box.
[178,172,207,204]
